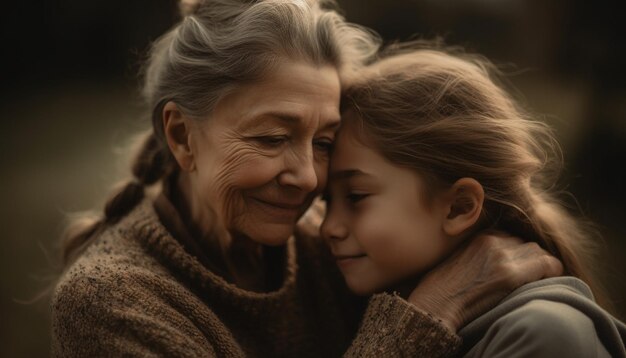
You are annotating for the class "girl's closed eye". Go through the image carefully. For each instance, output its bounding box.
[347,192,370,205]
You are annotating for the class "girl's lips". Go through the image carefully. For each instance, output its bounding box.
[333,253,366,260]
[334,254,367,268]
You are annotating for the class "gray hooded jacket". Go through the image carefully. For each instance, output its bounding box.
[459,276,626,357]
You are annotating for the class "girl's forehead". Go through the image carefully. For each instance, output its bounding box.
[335,116,374,151]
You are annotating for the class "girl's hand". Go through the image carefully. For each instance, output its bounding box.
[408,232,563,331]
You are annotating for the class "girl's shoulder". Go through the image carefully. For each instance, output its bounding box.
[460,277,626,358]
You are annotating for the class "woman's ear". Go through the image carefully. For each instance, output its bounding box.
[163,101,196,171]
[442,178,484,237]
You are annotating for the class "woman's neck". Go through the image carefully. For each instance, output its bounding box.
[227,235,286,292]
[173,172,283,292]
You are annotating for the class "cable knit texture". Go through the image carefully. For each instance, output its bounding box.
[51,199,460,357]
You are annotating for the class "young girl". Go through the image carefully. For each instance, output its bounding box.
[321,46,626,357]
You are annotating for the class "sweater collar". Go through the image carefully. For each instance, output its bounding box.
[122,196,299,308]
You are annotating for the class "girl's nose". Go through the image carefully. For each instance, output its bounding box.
[321,209,349,242]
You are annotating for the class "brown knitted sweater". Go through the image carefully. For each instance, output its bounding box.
[51,198,460,357]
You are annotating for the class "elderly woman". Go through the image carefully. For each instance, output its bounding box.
[51,0,562,356]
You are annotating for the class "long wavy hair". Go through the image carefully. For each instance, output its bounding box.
[60,0,381,266]
[341,42,612,311]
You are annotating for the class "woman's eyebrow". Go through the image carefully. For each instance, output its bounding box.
[262,112,301,124]
[262,112,341,130]
[237,112,297,131]
[239,112,341,131]
[322,119,341,131]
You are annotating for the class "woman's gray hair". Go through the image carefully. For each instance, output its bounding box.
[143,0,380,140]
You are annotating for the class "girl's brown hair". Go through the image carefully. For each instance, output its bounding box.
[342,42,612,310]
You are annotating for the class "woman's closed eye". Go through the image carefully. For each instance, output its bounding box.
[254,135,289,148]
[313,138,334,154]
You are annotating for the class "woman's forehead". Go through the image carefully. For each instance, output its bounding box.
[210,61,342,130]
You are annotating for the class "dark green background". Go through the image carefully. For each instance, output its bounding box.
[1,1,624,356]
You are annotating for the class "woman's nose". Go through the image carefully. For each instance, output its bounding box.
[278,147,319,192]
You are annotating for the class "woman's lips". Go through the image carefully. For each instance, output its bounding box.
[250,197,304,219]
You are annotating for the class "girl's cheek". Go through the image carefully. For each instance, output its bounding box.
[353,211,394,253]
[353,207,415,266]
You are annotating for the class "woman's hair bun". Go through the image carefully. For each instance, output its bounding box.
[179,0,203,16]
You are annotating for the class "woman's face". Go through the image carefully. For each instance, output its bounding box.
[188,60,341,246]
[321,117,455,295]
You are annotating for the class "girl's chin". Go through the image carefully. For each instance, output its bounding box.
[348,286,376,296]
[345,279,385,296]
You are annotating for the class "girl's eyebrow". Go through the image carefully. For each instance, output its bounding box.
[330,169,373,180]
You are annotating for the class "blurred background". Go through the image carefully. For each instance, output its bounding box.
[1,0,624,356]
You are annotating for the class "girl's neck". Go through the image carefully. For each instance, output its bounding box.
[389,275,423,299]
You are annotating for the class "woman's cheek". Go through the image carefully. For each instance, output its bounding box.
[219,147,282,189]
[231,157,283,188]
[202,147,281,222]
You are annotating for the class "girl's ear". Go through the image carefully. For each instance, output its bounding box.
[162,101,196,171]
[442,178,484,237]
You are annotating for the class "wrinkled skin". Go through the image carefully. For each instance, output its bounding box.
[409,233,563,330]
[171,60,341,246]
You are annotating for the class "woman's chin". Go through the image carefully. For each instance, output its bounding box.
[243,223,295,246]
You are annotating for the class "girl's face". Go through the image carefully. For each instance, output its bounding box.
[321,117,457,295]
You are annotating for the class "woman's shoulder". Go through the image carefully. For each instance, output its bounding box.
[460,277,626,357]
[50,254,220,355]
[52,200,183,311]
[50,201,218,355]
